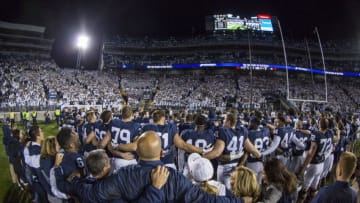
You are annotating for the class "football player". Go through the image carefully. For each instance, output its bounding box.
[142,110,203,169]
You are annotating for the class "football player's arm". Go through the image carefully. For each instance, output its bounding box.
[297,129,311,135]
[265,123,276,131]
[98,130,111,149]
[84,130,96,144]
[91,137,99,146]
[237,152,248,166]
[174,134,203,154]
[298,141,318,175]
[116,136,139,152]
[107,143,135,160]
[290,134,305,149]
[218,151,245,162]
[261,135,281,156]
[203,139,225,160]
[333,128,340,143]
[244,138,261,158]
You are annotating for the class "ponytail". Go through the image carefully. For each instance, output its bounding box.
[282,169,297,195]
[200,181,219,196]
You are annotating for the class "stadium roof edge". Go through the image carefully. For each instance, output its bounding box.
[0,21,46,34]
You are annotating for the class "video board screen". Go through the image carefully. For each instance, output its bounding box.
[213,14,273,32]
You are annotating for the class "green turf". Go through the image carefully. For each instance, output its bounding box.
[0,121,59,202]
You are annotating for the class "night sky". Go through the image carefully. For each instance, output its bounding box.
[1,0,359,69]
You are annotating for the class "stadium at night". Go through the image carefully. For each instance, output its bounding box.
[0,0,360,202]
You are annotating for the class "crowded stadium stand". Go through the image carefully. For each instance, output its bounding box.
[1,20,360,114]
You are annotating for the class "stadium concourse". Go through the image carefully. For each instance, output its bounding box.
[1,21,360,203]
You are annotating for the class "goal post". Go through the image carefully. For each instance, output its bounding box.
[278,20,328,104]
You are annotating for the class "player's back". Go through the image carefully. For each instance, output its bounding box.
[276,126,295,151]
[218,127,247,164]
[247,128,269,162]
[142,123,178,164]
[311,130,329,164]
[179,122,195,135]
[109,119,141,145]
[59,151,85,178]
[94,120,108,141]
[292,130,309,156]
[181,129,215,149]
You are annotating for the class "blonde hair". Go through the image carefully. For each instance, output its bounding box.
[199,181,219,195]
[231,166,260,200]
[338,151,357,179]
[41,136,58,159]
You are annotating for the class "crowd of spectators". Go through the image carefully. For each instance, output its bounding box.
[0,34,360,111]
[0,55,122,111]
[104,34,360,73]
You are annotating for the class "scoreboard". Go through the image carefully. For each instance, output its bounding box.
[207,14,274,32]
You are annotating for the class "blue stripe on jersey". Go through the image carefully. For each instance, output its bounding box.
[142,123,178,164]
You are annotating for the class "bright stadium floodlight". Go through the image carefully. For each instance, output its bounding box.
[76,34,90,68]
[76,34,89,50]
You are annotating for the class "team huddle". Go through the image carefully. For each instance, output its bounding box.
[5,106,360,203]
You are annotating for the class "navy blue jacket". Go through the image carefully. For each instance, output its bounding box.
[86,160,245,203]
[58,175,162,203]
[37,157,55,195]
[311,181,357,203]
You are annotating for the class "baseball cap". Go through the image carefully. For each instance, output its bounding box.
[188,153,214,182]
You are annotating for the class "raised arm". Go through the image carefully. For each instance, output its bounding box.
[261,135,281,156]
[98,130,111,149]
[174,134,203,154]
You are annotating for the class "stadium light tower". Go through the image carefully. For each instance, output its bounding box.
[76,34,89,69]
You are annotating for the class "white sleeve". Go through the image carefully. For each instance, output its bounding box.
[23,147,31,166]
[30,154,41,168]
[262,136,281,156]
[291,133,305,149]
[263,185,282,203]
[50,167,69,200]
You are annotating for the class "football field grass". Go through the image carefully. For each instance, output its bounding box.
[0,121,59,202]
